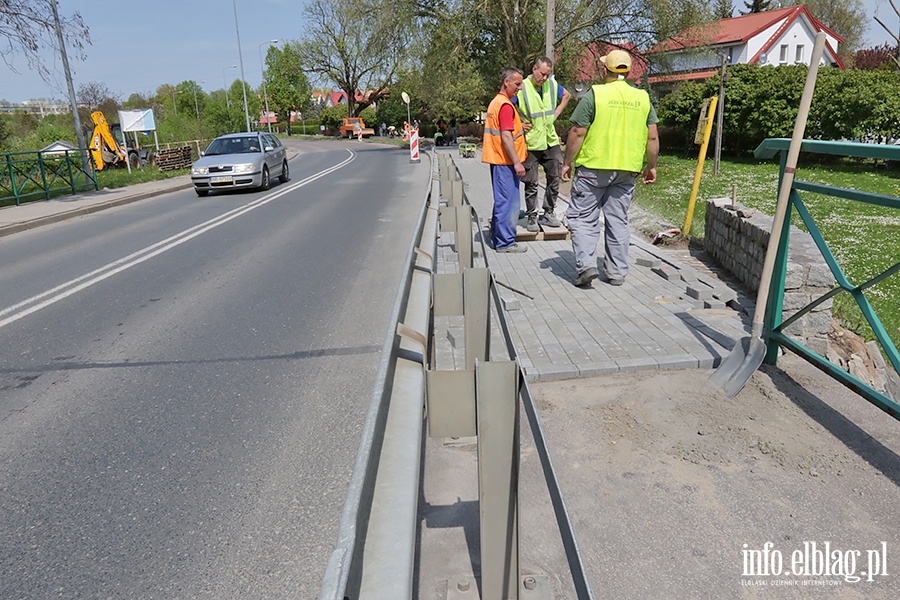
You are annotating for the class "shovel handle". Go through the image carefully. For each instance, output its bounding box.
[751,31,828,333]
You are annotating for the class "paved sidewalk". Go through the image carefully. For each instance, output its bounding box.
[437,146,753,381]
[0,176,193,238]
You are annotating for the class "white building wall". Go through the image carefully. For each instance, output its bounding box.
[748,20,786,61]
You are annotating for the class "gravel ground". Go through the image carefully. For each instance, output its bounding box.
[522,353,900,599]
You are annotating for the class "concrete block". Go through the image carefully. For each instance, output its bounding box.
[636,257,662,268]
[500,295,520,311]
[652,267,679,281]
[686,285,714,300]
[703,300,727,310]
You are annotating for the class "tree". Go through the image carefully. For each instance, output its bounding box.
[872,0,900,69]
[0,1,90,86]
[410,1,714,109]
[296,0,415,117]
[403,13,491,125]
[77,81,119,124]
[175,80,205,123]
[853,43,899,70]
[264,42,311,135]
[741,0,771,14]
[713,0,735,19]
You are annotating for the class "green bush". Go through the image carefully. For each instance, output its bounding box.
[320,105,349,130]
[657,64,900,155]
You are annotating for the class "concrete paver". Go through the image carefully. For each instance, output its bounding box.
[444,150,750,378]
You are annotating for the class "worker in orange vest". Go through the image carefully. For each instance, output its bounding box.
[482,67,529,253]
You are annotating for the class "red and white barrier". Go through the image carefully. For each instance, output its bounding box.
[409,129,420,163]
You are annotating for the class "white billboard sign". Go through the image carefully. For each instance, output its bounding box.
[118,108,156,132]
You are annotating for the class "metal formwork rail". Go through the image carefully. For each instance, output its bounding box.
[318,152,437,600]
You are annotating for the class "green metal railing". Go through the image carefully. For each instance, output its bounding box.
[1,148,98,206]
[756,139,900,419]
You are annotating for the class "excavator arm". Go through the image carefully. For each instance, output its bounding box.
[88,111,127,170]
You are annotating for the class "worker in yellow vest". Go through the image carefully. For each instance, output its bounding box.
[482,67,529,253]
[561,50,659,287]
[514,56,570,232]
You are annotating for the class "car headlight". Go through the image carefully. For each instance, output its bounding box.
[192,166,208,175]
[233,163,255,173]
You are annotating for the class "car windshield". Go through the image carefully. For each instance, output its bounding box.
[205,136,261,156]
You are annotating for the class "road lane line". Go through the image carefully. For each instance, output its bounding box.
[0,150,355,329]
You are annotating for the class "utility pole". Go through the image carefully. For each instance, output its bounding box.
[545,0,555,59]
[50,0,87,170]
[232,0,252,132]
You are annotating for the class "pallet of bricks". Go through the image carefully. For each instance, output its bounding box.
[156,146,193,172]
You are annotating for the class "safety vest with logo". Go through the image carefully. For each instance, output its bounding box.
[482,94,528,165]
[516,76,560,151]
[575,80,651,173]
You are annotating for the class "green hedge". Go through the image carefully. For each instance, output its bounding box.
[657,64,900,155]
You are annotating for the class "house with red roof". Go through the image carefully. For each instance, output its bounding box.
[326,91,348,108]
[647,4,844,86]
[570,41,649,88]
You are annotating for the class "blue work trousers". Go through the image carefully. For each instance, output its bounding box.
[490,164,521,249]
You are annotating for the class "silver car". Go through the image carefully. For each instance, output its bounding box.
[191,132,289,196]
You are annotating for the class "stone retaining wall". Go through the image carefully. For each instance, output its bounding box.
[704,198,834,355]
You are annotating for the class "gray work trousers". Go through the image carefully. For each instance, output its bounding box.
[522,145,562,217]
[566,167,636,278]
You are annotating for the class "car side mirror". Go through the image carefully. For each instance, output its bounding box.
[200,151,205,157]
[264,146,274,152]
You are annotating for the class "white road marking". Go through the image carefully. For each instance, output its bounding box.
[0,150,356,330]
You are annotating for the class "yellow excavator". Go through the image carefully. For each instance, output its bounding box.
[87,111,153,170]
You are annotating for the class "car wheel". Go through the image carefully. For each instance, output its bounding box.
[280,161,290,183]
[260,166,271,191]
[195,188,208,197]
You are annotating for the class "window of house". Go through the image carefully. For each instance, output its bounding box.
[796,45,805,63]
[780,44,789,63]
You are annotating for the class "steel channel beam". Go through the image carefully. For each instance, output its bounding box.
[357,211,436,598]
[459,155,597,599]
[477,360,521,599]
[317,155,437,600]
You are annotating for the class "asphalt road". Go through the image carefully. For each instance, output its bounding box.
[0,140,428,598]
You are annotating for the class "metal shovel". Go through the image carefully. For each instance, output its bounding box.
[710,31,827,398]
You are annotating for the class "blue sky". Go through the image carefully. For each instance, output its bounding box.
[1,0,307,103]
[0,0,898,103]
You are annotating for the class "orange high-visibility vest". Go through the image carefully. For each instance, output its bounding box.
[482,94,527,165]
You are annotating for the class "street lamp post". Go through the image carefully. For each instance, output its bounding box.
[259,39,278,133]
[223,65,237,132]
[222,65,237,109]
[193,81,204,124]
[232,0,251,132]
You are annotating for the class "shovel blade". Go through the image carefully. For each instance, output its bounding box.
[709,336,767,398]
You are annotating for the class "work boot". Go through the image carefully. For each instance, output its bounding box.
[605,272,625,286]
[526,215,539,232]
[497,243,528,253]
[574,267,599,287]
[539,212,561,228]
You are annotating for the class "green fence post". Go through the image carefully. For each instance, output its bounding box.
[38,152,50,200]
[7,153,20,206]
[66,150,76,194]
